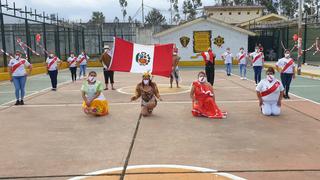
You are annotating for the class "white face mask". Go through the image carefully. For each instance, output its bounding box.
[267,75,274,82]
[255,49,259,53]
[198,76,206,83]
[143,79,149,85]
[15,55,20,59]
[240,50,244,53]
[88,76,96,83]
[71,54,74,57]
[49,54,54,58]
[285,53,290,58]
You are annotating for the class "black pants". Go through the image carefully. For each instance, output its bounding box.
[103,69,114,84]
[69,67,77,81]
[205,62,215,85]
[48,70,58,89]
[280,73,293,96]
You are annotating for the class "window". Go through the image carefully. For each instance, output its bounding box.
[220,12,223,15]
[247,12,250,15]
[238,12,241,15]
[256,11,259,14]
[229,12,232,15]
[209,13,213,16]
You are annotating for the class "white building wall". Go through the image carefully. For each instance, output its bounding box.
[153,21,249,62]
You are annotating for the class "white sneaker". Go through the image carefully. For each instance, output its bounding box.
[243,77,247,80]
[240,77,244,80]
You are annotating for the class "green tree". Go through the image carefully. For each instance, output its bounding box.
[128,16,133,23]
[114,16,120,23]
[89,11,105,24]
[171,0,180,24]
[119,0,128,22]
[182,0,202,21]
[145,9,166,25]
[261,0,278,14]
[280,0,298,18]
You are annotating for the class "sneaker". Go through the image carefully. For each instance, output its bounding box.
[243,77,247,80]
[20,100,24,105]
[104,87,108,90]
[287,95,290,99]
[14,100,20,105]
[240,77,244,80]
[52,88,57,91]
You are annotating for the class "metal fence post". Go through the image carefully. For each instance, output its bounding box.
[303,14,307,64]
[0,0,7,70]
[25,6,31,62]
[82,26,85,51]
[42,12,47,61]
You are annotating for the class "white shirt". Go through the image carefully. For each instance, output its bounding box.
[222,52,233,64]
[276,57,295,74]
[8,58,31,77]
[46,56,61,71]
[78,54,90,65]
[249,52,264,66]
[256,78,284,103]
[67,56,78,67]
[237,52,247,64]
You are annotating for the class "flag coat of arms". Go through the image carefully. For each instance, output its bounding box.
[109,37,174,77]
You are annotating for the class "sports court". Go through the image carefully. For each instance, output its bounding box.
[1,66,320,180]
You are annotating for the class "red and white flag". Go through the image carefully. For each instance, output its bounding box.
[109,37,174,77]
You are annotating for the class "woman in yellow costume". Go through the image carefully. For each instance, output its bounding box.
[81,71,109,116]
[131,72,163,117]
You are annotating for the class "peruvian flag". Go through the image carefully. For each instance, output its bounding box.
[109,37,174,77]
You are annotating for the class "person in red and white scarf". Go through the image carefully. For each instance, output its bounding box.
[221,47,233,76]
[236,47,248,80]
[249,46,265,85]
[77,50,90,79]
[46,52,61,91]
[256,67,284,116]
[8,51,32,105]
[200,47,215,85]
[67,52,78,82]
[276,50,296,99]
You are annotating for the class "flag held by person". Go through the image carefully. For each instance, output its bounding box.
[109,37,174,77]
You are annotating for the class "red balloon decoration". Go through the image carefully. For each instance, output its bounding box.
[36,34,41,43]
[293,34,298,42]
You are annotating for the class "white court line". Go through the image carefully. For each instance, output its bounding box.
[0,80,72,106]
[68,164,246,180]
[231,73,320,105]
[0,91,38,94]
[0,99,306,108]
[117,84,191,95]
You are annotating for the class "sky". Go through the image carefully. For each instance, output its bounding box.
[8,0,216,23]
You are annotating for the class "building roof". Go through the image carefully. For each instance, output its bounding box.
[153,17,256,38]
[238,13,289,27]
[204,5,264,11]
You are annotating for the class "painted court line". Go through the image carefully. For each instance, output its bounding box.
[0,99,307,108]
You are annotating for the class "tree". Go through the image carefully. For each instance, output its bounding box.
[128,16,133,23]
[145,9,166,25]
[89,11,105,24]
[114,16,120,23]
[261,0,278,14]
[182,0,202,21]
[280,0,298,18]
[119,0,128,22]
[171,0,181,24]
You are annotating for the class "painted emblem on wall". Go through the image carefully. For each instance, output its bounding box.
[136,52,151,66]
[214,36,225,48]
[180,36,190,47]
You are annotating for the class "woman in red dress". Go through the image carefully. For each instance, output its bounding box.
[190,71,227,119]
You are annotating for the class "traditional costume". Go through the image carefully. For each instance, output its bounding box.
[100,45,115,90]
[67,52,77,82]
[131,72,162,117]
[236,48,248,79]
[191,75,227,119]
[276,54,295,99]
[249,48,264,84]
[200,49,215,85]
[46,54,60,91]
[256,76,284,116]
[8,52,32,105]
[81,79,108,116]
[170,47,181,88]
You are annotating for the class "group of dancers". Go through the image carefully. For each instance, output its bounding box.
[7,43,295,118]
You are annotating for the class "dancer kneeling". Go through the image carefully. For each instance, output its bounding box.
[256,67,284,116]
[131,72,163,117]
[81,71,109,116]
[190,71,227,119]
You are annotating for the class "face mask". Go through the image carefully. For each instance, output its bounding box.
[143,79,149,85]
[267,75,274,82]
[49,54,54,58]
[240,50,244,53]
[88,76,96,83]
[255,49,259,52]
[15,55,20,59]
[198,76,206,83]
[71,54,74,57]
[285,53,290,58]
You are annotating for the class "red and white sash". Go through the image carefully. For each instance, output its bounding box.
[238,53,246,62]
[69,57,77,66]
[260,81,280,97]
[201,51,214,63]
[252,52,263,64]
[11,60,26,74]
[48,57,58,69]
[78,56,87,64]
[281,59,294,73]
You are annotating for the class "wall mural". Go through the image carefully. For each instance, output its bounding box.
[179,36,190,48]
[193,31,211,53]
[214,35,225,48]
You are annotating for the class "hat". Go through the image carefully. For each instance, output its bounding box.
[142,71,152,79]
[103,45,110,49]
